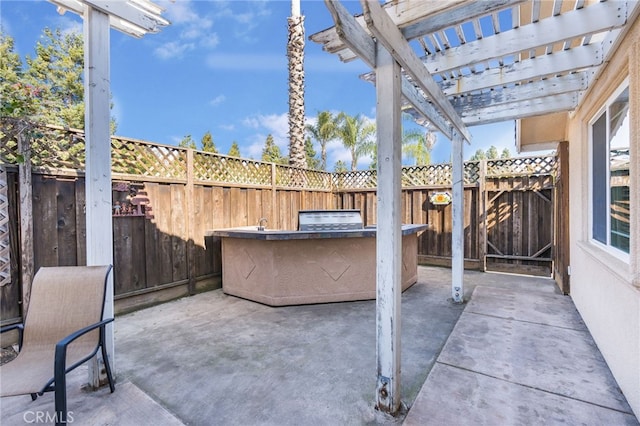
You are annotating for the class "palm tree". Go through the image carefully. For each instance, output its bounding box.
[287,0,306,168]
[403,128,436,165]
[336,112,376,171]
[305,110,338,170]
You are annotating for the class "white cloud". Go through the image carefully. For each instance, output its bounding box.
[161,0,199,24]
[241,112,289,159]
[242,117,261,129]
[209,95,226,107]
[212,0,271,43]
[58,19,82,37]
[305,54,370,74]
[200,33,220,49]
[206,53,286,71]
[154,41,195,60]
[155,0,220,59]
[246,137,266,159]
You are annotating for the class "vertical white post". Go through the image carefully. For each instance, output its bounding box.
[451,132,465,303]
[375,43,403,414]
[84,6,114,387]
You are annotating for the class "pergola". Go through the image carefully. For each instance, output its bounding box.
[47,0,169,387]
[310,0,640,414]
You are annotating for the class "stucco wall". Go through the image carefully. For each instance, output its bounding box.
[567,16,640,417]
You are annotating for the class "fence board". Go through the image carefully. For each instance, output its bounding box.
[230,188,247,227]
[246,188,261,227]
[143,183,162,287]
[56,178,78,266]
[261,189,272,229]
[170,184,188,281]
[33,176,59,268]
[74,179,87,266]
[156,184,175,284]
[114,216,133,294]
[197,186,213,277]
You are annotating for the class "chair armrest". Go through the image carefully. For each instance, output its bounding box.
[56,318,114,351]
[54,318,114,374]
[1,323,24,350]
[0,323,24,333]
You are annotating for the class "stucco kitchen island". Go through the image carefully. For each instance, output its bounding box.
[207,224,427,306]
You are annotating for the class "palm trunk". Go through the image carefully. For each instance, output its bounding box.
[287,2,306,169]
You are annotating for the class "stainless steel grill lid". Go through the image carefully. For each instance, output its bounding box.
[298,210,363,231]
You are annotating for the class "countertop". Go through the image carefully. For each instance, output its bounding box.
[206,224,428,240]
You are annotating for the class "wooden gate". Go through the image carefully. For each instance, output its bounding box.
[484,158,555,276]
[0,167,20,325]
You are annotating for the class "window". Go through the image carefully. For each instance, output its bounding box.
[590,83,630,256]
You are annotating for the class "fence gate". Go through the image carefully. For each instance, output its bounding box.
[0,167,21,325]
[484,158,555,276]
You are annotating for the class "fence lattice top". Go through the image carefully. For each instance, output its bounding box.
[1,119,556,190]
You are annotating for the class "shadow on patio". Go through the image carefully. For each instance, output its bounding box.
[1,266,637,425]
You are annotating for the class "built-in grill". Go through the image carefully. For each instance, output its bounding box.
[298,210,363,232]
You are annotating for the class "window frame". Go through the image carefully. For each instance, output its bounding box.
[588,78,631,263]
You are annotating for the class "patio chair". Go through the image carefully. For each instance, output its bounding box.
[0,265,115,425]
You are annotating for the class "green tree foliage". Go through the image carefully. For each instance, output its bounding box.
[261,134,286,164]
[469,148,486,161]
[228,141,241,157]
[305,110,338,170]
[1,28,117,132]
[486,145,499,159]
[334,160,347,173]
[23,28,85,128]
[469,145,512,161]
[304,136,320,170]
[0,33,37,117]
[201,131,217,153]
[336,112,376,171]
[179,134,197,149]
[403,129,435,165]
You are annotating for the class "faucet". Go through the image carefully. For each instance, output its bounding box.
[257,217,268,231]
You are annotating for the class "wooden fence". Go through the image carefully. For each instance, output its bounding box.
[0,120,559,323]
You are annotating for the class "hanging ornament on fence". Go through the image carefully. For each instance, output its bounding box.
[430,191,452,206]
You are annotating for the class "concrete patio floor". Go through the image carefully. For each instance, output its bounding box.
[1,266,637,425]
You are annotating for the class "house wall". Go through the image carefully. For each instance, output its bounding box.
[567,16,640,417]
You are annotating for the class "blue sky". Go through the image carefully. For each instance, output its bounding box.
[2,0,530,169]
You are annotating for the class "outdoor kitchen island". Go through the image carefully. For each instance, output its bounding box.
[207,210,427,306]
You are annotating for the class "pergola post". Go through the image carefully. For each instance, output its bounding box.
[375,42,403,414]
[451,132,465,303]
[83,5,114,387]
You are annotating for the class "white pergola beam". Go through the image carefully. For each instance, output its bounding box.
[402,0,527,40]
[83,5,114,388]
[462,92,579,126]
[50,0,169,38]
[450,72,588,112]
[441,44,601,96]
[324,0,376,68]
[375,41,403,415]
[361,0,471,142]
[422,0,625,75]
[401,78,453,140]
[451,131,464,303]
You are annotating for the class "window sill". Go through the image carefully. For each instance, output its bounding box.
[576,240,632,285]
